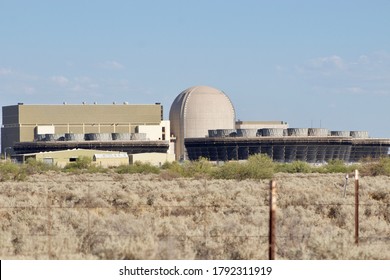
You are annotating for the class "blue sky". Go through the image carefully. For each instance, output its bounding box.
[1,0,390,137]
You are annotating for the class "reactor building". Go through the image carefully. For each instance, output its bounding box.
[169,85,236,160]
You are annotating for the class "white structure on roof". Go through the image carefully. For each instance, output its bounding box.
[235,120,288,130]
[137,120,170,141]
[169,85,236,160]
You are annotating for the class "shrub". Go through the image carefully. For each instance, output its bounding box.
[64,156,93,170]
[212,154,275,180]
[327,160,348,173]
[162,158,215,178]
[360,157,390,176]
[115,161,160,174]
[158,170,182,180]
[213,161,245,180]
[244,154,275,179]
[161,161,185,177]
[21,158,60,174]
[182,157,214,178]
[317,160,351,173]
[62,156,107,173]
[0,161,26,181]
[276,161,313,173]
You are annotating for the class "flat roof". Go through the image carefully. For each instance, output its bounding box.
[185,137,390,145]
[3,103,161,107]
[12,140,170,155]
[94,153,128,159]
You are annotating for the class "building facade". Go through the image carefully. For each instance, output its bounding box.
[12,149,129,168]
[1,103,163,154]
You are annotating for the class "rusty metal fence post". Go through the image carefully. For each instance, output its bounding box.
[355,170,359,245]
[47,188,52,259]
[269,180,276,260]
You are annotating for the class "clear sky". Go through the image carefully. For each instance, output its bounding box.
[1,0,390,137]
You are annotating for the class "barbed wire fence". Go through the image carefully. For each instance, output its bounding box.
[0,172,389,259]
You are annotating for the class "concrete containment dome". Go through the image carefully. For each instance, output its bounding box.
[169,85,236,160]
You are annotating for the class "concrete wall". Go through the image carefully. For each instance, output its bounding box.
[1,127,19,155]
[2,105,19,125]
[137,125,162,140]
[129,152,175,166]
[16,104,161,124]
[137,120,171,141]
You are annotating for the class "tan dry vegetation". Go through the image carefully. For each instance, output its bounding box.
[0,171,389,260]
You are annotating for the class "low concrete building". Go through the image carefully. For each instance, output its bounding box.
[13,149,129,168]
[129,152,175,166]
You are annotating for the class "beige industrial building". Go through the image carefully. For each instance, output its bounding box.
[1,103,165,154]
[14,150,174,168]
[13,149,129,168]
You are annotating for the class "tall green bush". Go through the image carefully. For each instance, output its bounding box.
[213,161,245,180]
[214,154,275,180]
[360,157,390,176]
[245,154,275,179]
[161,158,215,178]
[182,157,214,178]
[0,161,26,181]
[315,159,357,174]
[22,158,60,174]
[63,156,107,173]
[276,161,313,173]
[325,160,349,173]
[160,161,185,178]
[63,156,92,170]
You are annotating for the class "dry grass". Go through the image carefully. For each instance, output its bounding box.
[0,172,389,260]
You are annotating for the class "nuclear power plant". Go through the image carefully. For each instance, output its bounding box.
[2,85,390,164]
